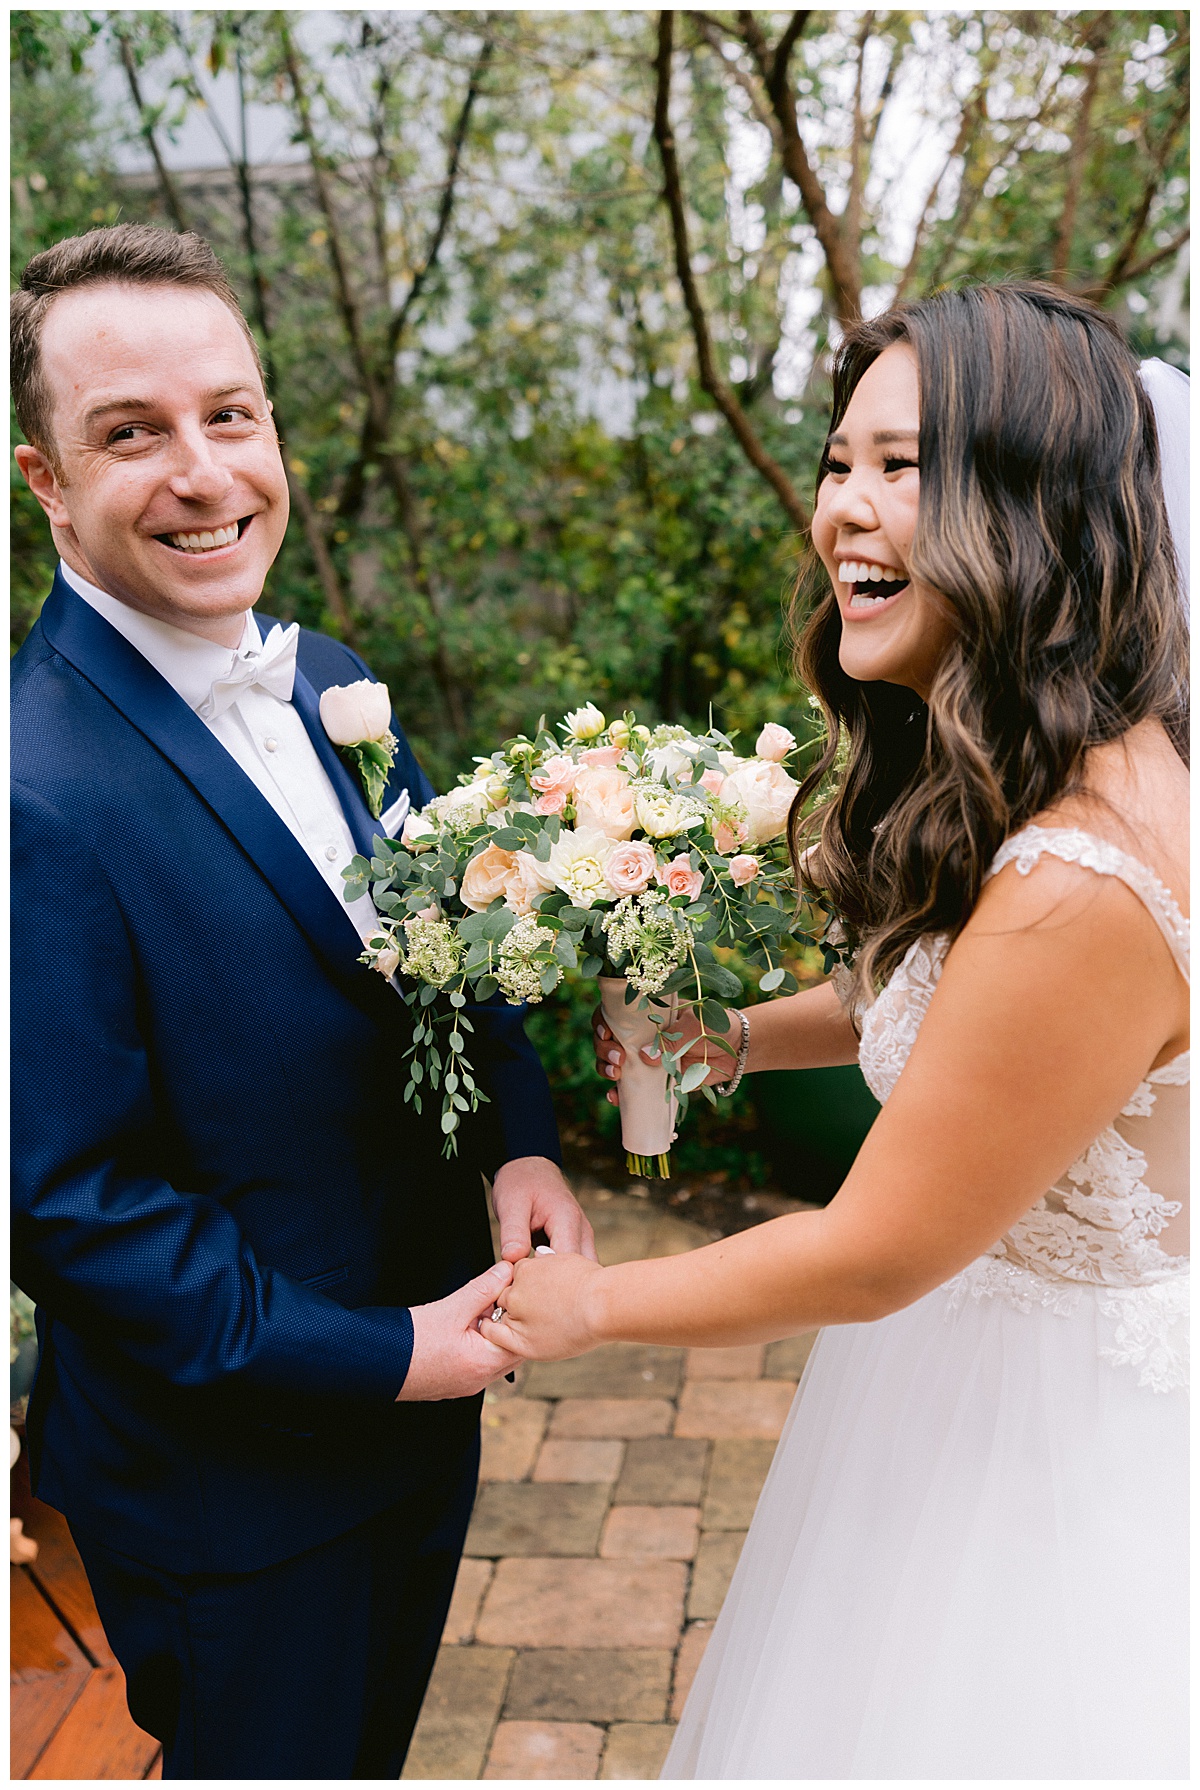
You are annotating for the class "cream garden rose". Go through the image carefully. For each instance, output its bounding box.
[547,827,614,907]
[504,851,557,916]
[401,811,438,852]
[319,679,392,745]
[719,759,799,846]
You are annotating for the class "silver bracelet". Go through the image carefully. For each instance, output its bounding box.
[715,1009,751,1097]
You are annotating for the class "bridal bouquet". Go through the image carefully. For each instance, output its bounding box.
[343,704,814,1175]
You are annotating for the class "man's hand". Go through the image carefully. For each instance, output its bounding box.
[396,1262,520,1401]
[491,1156,598,1265]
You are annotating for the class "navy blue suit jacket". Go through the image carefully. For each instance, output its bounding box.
[11,574,560,1573]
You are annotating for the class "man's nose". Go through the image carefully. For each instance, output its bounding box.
[166,427,236,507]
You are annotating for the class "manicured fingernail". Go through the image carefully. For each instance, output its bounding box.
[645,1046,661,1061]
[605,1065,617,1078]
[607,1050,620,1064]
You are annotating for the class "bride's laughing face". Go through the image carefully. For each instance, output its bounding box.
[812,342,956,699]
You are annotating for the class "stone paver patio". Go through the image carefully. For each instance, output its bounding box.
[403,1185,816,1780]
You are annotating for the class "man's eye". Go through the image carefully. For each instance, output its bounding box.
[211,408,252,425]
[108,424,150,444]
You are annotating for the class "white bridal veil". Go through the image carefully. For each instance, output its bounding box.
[1138,357,1190,618]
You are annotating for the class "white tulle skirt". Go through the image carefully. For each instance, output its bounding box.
[664,1273,1189,1780]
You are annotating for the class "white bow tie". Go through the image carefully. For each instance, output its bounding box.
[198,623,300,721]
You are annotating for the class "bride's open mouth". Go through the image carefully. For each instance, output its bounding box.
[155,516,254,556]
[838,558,910,616]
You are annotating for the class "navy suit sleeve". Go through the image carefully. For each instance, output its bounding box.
[331,643,562,1173]
[12,782,415,1403]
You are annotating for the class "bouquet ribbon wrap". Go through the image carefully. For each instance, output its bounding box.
[599,977,678,1177]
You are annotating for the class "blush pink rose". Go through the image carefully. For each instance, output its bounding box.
[699,768,725,795]
[658,853,704,902]
[603,839,658,897]
[579,745,623,769]
[530,753,578,816]
[573,765,637,839]
[460,843,516,912]
[755,722,798,762]
[728,854,760,886]
[714,819,748,854]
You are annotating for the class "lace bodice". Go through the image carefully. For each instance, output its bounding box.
[857,826,1189,1391]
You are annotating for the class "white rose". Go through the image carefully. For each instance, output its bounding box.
[546,826,615,908]
[755,723,797,762]
[319,679,392,745]
[435,783,493,827]
[719,759,800,845]
[562,702,606,742]
[646,741,696,783]
[635,787,702,839]
[401,811,438,852]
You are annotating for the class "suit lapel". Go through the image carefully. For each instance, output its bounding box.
[41,577,367,975]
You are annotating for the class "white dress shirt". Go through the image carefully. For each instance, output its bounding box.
[61,561,380,942]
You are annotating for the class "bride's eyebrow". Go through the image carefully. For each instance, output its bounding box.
[826,429,919,447]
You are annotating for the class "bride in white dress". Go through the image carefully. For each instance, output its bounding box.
[489,282,1189,1778]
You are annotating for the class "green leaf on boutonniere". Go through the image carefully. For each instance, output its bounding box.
[339,735,397,820]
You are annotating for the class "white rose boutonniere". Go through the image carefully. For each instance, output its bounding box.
[319,679,398,820]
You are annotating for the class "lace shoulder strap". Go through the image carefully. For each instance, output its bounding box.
[987,826,1190,985]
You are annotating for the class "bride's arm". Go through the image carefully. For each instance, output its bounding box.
[496,856,1188,1356]
[594,977,861,1090]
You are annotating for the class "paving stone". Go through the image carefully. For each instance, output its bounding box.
[533,1438,625,1484]
[524,1343,684,1401]
[550,1398,674,1439]
[483,1720,604,1780]
[701,1439,777,1531]
[675,1379,795,1440]
[578,1187,712,1265]
[764,1332,818,1379]
[504,1648,672,1723]
[601,1505,699,1561]
[687,1532,747,1620]
[479,1394,551,1482]
[671,1622,713,1721]
[601,1723,677,1779]
[476,1557,688,1649]
[685,1343,765,1380]
[466,1483,611,1558]
[401,1645,513,1780]
[614,1437,708,1506]
[443,1556,493,1643]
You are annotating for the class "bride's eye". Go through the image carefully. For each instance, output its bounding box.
[883,457,918,475]
[823,456,851,478]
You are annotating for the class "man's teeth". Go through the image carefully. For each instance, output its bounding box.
[837,561,905,585]
[167,524,239,553]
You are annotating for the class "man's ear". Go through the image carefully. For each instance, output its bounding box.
[15,443,71,531]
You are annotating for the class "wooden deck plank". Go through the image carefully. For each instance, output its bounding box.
[18,1503,113,1666]
[28,1665,160,1781]
[10,1567,91,1677]
[10,1666,92,1780]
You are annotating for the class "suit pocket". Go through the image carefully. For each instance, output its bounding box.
[301,1266,349,1293]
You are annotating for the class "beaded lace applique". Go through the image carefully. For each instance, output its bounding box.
[858,827,1190,1392]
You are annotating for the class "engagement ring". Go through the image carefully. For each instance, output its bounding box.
[490,1305,505,1322]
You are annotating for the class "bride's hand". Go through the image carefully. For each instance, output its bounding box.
[592,1003,735,1105]
[483,1251,607,1361]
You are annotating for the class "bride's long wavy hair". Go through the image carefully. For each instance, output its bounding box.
[790,281,1189,998]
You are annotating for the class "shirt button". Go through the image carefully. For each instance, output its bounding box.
[264,737,279,753]
[325,845,339,861]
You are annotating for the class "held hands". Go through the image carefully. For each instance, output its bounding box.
[397,1263,521,1400]
[592,1004,734,1104]
[485,1251,607,1363]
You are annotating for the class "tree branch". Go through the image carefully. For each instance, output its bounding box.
[1078,224,1190,300]
[893,60,991,302]
[845,11,874,259]
[114,27,192,233]
[1098,85,1190,289]
[653,12,809,534]
[685,13,781,144]
[1050,15,1112,285]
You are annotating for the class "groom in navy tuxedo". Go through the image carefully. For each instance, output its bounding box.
[11,224,594,1778]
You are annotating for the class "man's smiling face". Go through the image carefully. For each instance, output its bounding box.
[16,281,289,645]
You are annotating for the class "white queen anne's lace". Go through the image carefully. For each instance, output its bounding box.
[858,826,1189,1392]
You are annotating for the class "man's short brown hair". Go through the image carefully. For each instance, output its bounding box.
[12,224,265,465]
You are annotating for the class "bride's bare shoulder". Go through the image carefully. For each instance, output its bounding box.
[1024,719,1189,916]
